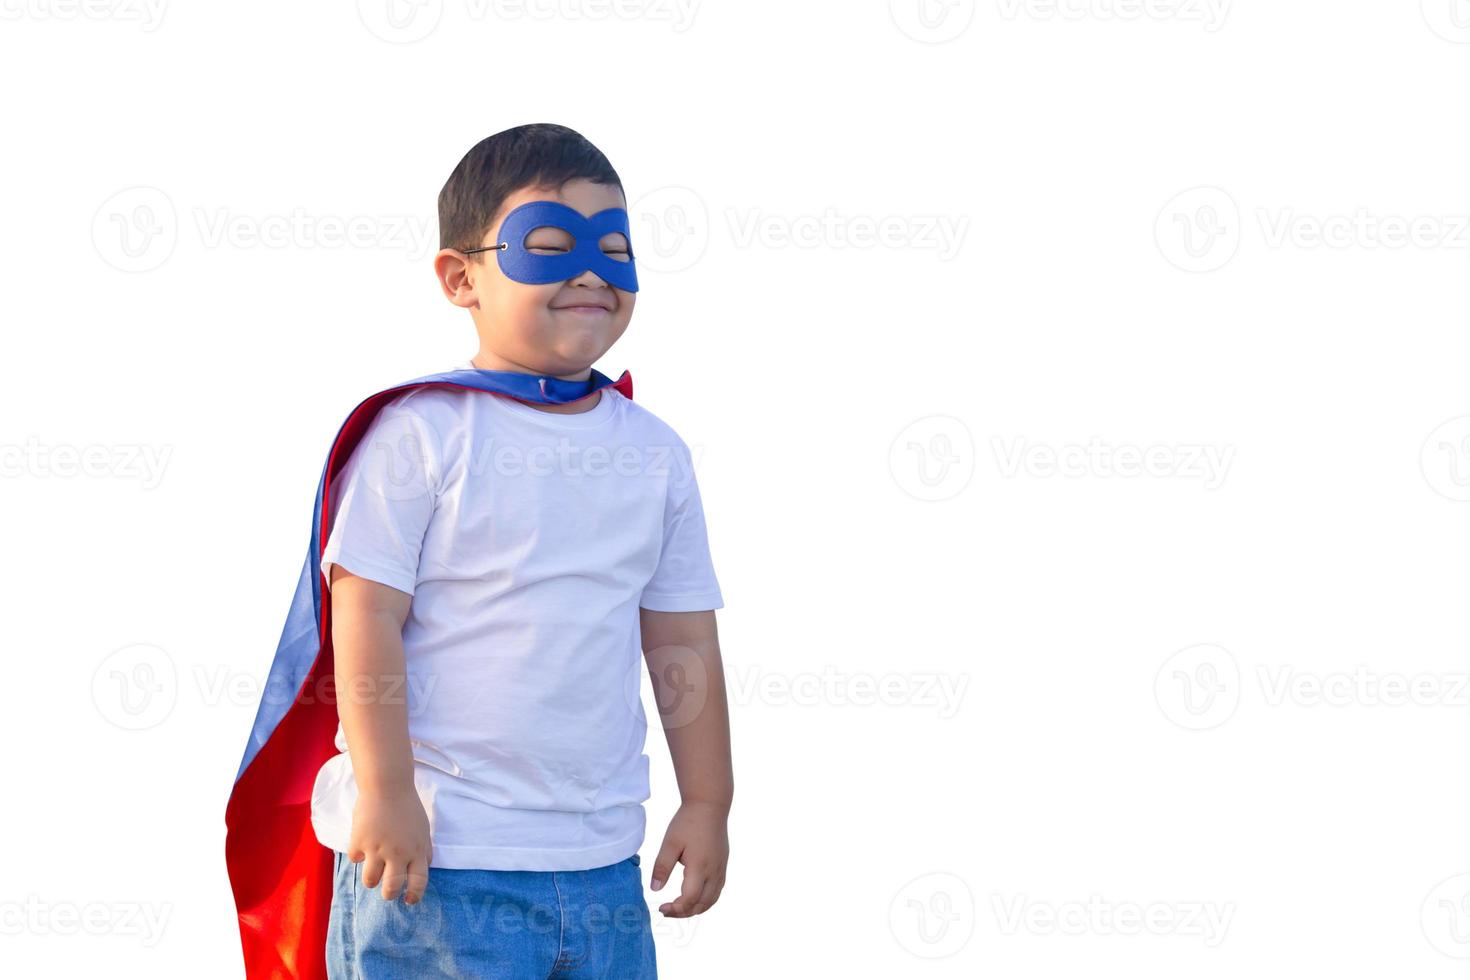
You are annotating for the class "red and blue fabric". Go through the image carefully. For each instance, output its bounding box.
[224,365,633,980]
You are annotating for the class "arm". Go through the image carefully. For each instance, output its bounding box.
[330,563,432,904]
[640,607,731,917]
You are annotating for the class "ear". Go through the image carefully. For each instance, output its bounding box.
[434,248,481,309]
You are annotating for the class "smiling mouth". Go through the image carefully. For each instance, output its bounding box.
[556,305,611,314]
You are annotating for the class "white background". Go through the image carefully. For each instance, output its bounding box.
[3,0,1469,976]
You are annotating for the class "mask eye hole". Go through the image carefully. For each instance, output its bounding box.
[600,232,632,263]
[523,225,574,255]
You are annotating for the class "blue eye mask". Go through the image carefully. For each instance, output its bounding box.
[473,200,639,293]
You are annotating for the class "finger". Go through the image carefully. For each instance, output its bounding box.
[659,863,705,917]
[404,859,430,905]
[693,873,725,914]
[361,855,385,890]
[380,860,406,901]
[679,872,723,916]
[348,846,366,864]
[650,841,683,892]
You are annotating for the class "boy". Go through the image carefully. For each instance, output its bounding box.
[225,124,731,979]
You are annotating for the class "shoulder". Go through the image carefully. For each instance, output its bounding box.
[370,383,478,430]
[344,384,478,473]
[610,390,691,452]
[609,392,707,500]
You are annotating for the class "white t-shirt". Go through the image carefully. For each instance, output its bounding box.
[309,362,723,871]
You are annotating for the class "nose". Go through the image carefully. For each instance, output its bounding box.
[567,266,608,288]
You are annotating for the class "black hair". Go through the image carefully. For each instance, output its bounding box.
[438,123,625,254]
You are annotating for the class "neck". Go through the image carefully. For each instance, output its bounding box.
[470,351,602,415]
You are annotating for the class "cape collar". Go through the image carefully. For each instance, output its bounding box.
[404,362,633,405]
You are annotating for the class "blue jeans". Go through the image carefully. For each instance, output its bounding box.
[325,849,657,979]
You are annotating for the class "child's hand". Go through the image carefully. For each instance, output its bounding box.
[347,787,433,904]
[648,800,729,917]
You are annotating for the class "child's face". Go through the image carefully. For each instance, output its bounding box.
[438,178,635,378]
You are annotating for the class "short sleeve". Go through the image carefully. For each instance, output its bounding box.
[639,446,724,613]
[319,400,440,596]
